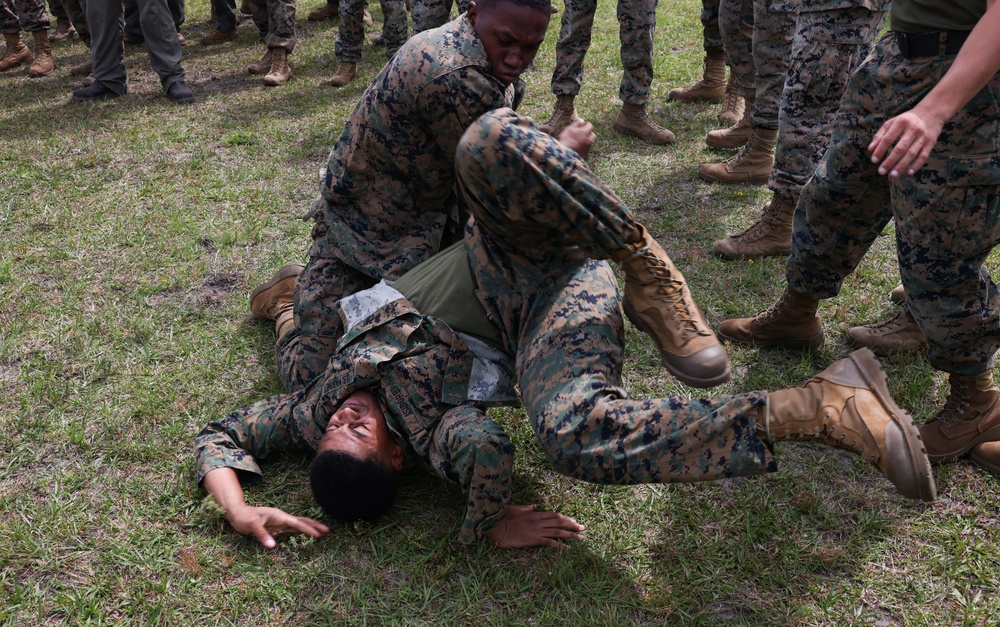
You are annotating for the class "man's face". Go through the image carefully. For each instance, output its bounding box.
[318,390,403,472]
[468,1,550,86]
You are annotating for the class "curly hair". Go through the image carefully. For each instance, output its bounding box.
[309,450,397,522]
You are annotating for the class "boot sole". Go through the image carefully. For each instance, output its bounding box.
[668,94,724,104]
[848,348,936,502]
[712,243,791,261]
[623,300,732,388]
[968,443,1000,475]
[250,264,305,319]
[697,171,770,185]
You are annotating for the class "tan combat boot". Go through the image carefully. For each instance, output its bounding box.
[538,94,577,137]
[613,225,731,388]
[846,309,928,355]
[329,61,357,87]
[718,74,745,126]
[764,348,936,501]
[706,97,752,149]
[49,19,76,42]
[919,372,1000,462]
[889,284,905,304]
[28,30,54,77]
[667,55,726,103]
[613,103,675,145]
[263,47,291,86]
[0,33,31,72]
[70,59,91,76]
[699,126,777,185]
[308,0,339,21]
[250,264,304,339]
[969,441,1000,475]
[717,285,823,349]
[248,49,272,75]
[712,195,795,259]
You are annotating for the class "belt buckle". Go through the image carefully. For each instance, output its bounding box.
[896,32,911,57]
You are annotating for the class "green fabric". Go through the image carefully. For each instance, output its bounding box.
[890,0,985,34]
[392,241,504,348]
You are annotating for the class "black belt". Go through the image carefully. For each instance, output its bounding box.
[894,30,970,59]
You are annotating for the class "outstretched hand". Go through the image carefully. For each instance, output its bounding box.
[485,504,585,550]
[226,505,330,549]
[868,107,945,178]
[557,119,597,161]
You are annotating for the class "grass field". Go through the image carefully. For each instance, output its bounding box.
[2,1,998,624]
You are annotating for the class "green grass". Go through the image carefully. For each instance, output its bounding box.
[2,1,999,624]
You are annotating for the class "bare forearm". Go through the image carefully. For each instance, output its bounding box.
[203,467,249,516]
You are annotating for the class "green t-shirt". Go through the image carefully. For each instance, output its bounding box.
[392,241,504,348]
[890,0,985,34]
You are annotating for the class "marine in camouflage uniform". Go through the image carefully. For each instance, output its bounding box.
[718,0,1000,466]
[0,0,55,75]
[411,0,468,33]
[245,0,294,51]
[284,14,524,391]
[1,0,50,33]
[334,0,408,63]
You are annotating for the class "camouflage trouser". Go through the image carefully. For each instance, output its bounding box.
[787,33,1000,377]
[550,0,658,105]
[335,0,408,63]
[769,7,886,204]
[719,0,794,129]
[0,0,50,33]
[410,0,467,34]
[278,217,378,393]
[59,0,87,43]
[458,109,775,484]
[246,0,295,52]
[701,0,722,56]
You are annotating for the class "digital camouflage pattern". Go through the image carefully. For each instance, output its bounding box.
[459,109,775,484]
[769,5,887,204]
[197,284,519,545]
[700,0,722,55]
[1,0,50,32]
[720,0,794,129]
[245,0,295,52]
[410,0,468,34]
[549,0,658,105]
[283,15,524,388]
[335,0,408,63]
[787,33,1000,377]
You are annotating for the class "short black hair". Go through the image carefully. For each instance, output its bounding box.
[474,0,552,14]
[309,450,397,522]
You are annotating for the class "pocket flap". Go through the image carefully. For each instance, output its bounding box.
[948,153,1000,187]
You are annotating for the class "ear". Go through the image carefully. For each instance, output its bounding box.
[466,1,478,25]
[390,443,404,473]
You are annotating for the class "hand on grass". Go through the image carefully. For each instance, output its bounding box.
[868,107,945,177]
[485,504,585,550]
[226,505,330,549]
[557,119,597,161]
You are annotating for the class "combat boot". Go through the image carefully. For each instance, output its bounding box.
[49,19,76,42]
[969,441,1000,476]
[201,28,237,45]
[712,195,795,259]
[70,59,91,76]
[613,103,675,145]
[250,264,304,339]
[0,33,31,72]
[613,225,731,388]
[718,75,745,126]
[263,47,291,86]
[668,55,726,103]
[919,372,1000,462]
[28,30,54,77]
[889,284,905,304]
[764,348,935,501]
[538,94,577,137]
[308,0,339,21]
[705,97,752,149]
[699,126,777,185]
[718,285,823,349]
[363,8,373,26]
[248,49,272,75]
[846,309,927,355]
[329,61,357,87]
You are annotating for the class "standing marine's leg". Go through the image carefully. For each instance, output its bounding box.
[137,0,186,91]
[378,0,408,58]
[330,0,365,87]
[538,0,597,136]
[0,0,33,72]
[612,0,674,144]
[668,0,729,105]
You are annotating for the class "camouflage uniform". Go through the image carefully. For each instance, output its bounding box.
[55,0,87,44]
[335,0,408,63]
[550,0,658,105]
[786,32,1000,377]
[0,0,50,33]
[245,0,295,52]
[701,0,722,55]
[719,0,794,128]
[284,15,524,390]
[411,0,467,34]
[459,109,774,485]
[769,0,887,205]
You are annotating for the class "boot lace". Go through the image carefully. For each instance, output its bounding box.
[639,248,707,341]
[865,309,914,335]
[936,386,972,428]
[722,88,743,118]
